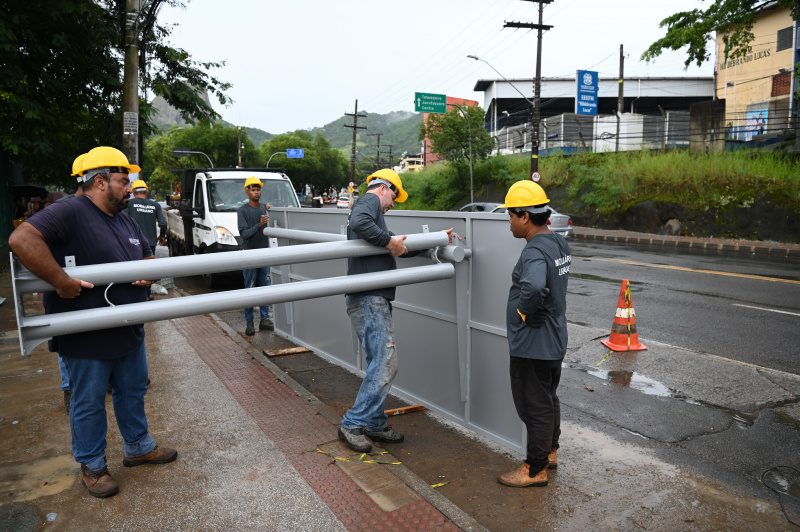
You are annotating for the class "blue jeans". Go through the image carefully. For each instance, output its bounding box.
[57,354,70,391]
[341,295,398,431]
[63,341,156,473]
[242,267,271,323]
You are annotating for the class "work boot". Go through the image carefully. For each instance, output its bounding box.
[245,321,255,336]
[548,448,558,469]
[498,462,548,488]
[259,318,274,332]
[338,427,373,453]
[365,426,404,443]
[80,465,119,498]
[123,446,178,467]
[63,390,72,415]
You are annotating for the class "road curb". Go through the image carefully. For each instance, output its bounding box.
[572,227,800,260]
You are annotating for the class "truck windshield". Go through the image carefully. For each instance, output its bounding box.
[207,179,299,212]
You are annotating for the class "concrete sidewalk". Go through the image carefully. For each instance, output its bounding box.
[0,304,478,531]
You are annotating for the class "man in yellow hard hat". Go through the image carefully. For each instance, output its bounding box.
[337,169,452,453]
[126,179,167,250]
[496,180,571,489]
[238,176,273,335]
[9,146,177,499]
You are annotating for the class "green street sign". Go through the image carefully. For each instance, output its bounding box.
[415,92,447,114]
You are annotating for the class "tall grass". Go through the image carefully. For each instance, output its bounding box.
[398,150,800,214]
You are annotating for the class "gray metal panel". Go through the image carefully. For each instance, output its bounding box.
[469,328,523,449]
[392,306,464,419]
[291,295,358,368]
[468,216,524,329]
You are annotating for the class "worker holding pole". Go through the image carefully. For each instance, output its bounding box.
[9,146,177,499]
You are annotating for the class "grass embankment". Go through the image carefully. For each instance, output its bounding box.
[399,150,800,242]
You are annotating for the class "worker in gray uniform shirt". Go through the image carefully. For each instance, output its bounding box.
[497,180,571,489]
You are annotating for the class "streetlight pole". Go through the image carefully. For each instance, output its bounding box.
[449,103,474,205]
[172,149,214,168]
[266,151,287,168]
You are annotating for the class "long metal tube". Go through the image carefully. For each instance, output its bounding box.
[16,232,449,293]
[263,227,467,262]
[18,263,454,355]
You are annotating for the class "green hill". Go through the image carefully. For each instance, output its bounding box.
[310,111,423,161]
[149,94,423,160]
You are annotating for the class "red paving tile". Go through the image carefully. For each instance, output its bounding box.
[172,316,457,531]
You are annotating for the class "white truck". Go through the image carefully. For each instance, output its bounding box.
[166,168,301,286]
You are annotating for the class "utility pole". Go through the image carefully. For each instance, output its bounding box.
[505,0,552,179]
[237,126,242,167]
[380,144,395,169]
[367,132,382,168]
[616,44,624,152]
[122,0,140,165]
[344,99,367,182]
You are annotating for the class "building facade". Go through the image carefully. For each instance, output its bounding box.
[715,3,797,141]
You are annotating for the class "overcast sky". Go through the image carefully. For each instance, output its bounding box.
[160,0,712,134]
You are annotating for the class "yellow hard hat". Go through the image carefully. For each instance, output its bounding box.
[498,180,550,211]
[80,146,142,182]
[244,176,262,189]
[365,168,407,203]
[131,179,148,191]
[71,153,86,177]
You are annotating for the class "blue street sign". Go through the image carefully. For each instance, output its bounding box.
[286,148,304,158]
[575,70,599,116]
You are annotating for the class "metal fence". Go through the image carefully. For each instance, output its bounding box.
[269,207,530,452]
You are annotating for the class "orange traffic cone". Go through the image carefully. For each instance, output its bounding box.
[601,279,647,352]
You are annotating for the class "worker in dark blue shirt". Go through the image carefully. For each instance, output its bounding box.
[9,146,177,499]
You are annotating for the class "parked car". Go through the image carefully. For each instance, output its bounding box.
[456,202,573,238]
[336,193,351,209]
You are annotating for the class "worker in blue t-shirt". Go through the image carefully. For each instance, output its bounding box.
[9,146,177,499]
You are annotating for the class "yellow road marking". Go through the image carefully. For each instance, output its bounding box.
[580,257,800,286]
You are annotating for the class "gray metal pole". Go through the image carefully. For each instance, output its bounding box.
[18,263,455,356]
[15,232,450,293]
[262,227,467,262]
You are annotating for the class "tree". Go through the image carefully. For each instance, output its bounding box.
[0,0,230,187]
[419,106,494,165]
[143,124,259,197]
[259,131,349,194]
[641,0,799,67]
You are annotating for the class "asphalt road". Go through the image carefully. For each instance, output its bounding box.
[568,240,800,375]
[171,236,800,375]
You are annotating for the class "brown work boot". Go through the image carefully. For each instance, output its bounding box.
[123,446,178,467]
[80,465,119,498]
[498,462,548,488]
[548,448,558,469]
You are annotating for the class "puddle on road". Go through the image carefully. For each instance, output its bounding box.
[0,454,75,502]
[565,362,674,398]
[586,368,673,397]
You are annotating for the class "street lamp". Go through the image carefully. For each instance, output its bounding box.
[467,55,534,105]
[172,148,214,168]
[266,151,287,168]
[468,54,540,178]
[448,103,474,205]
